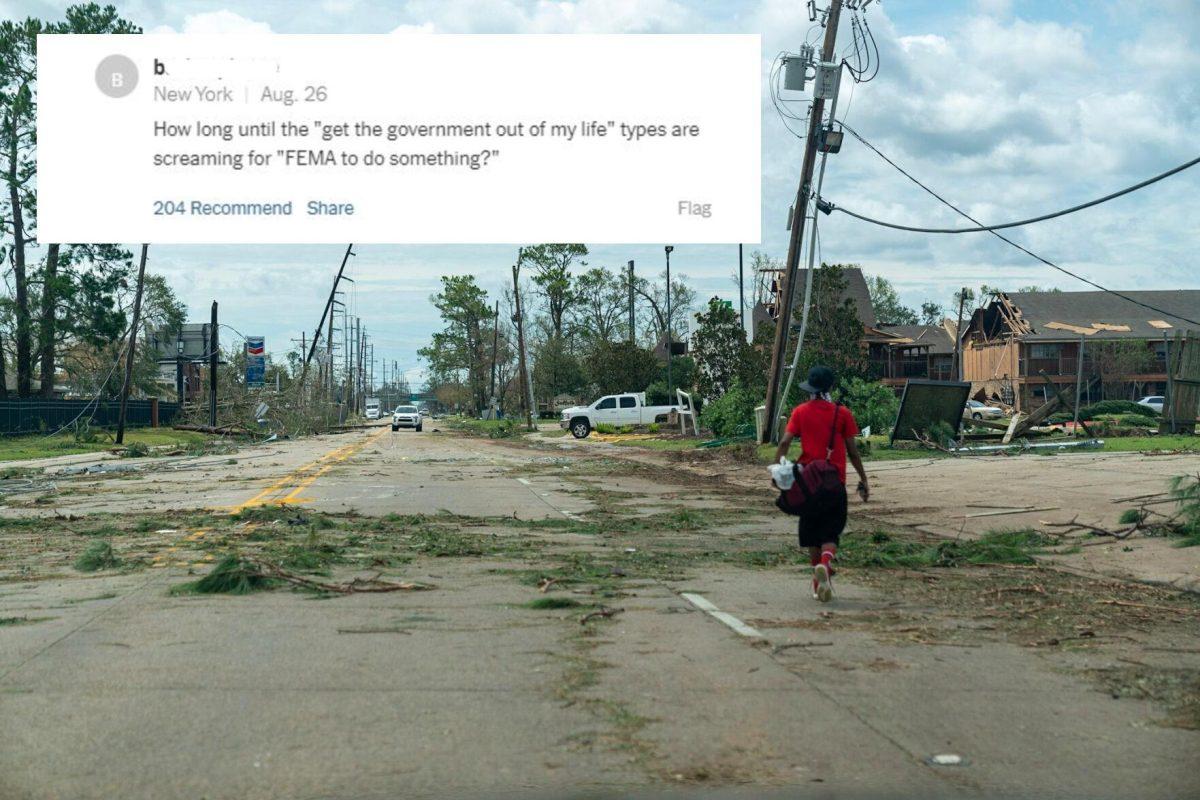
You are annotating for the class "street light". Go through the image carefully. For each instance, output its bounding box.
[664,245,674,396]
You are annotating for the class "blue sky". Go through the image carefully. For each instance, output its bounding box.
[8,0,1199,386]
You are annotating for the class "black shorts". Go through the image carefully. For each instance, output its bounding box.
[797,484,848,548]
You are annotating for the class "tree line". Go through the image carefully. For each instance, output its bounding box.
[1,5,189,401]
[417,245,881,430]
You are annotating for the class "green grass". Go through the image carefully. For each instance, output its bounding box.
[611,437,702,452]
[1090,435,1200,453]
[618,430,1199,462]
[0,429,210,462]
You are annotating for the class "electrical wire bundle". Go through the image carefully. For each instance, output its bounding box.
[843,8,881,84]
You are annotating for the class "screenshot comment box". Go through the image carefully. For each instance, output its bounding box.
[37,34,761,245]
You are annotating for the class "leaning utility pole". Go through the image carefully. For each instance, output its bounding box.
[115,244,149,445]
[512,256,535,431]
[208,301,219,428]
[299,244,354,393]
[761,0,845,443]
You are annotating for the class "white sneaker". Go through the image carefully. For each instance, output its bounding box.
[814,563,832,603]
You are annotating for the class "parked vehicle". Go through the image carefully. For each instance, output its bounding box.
[559,392,686,439]
[392,404,423,432]
[419,407,431,418]
[1137,396,1165,414]
[964,399,1004,420]
[364,397,381,420]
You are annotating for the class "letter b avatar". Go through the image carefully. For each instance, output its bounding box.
[95,54,138,98]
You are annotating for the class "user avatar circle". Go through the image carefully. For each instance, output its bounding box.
[95,54,138,98]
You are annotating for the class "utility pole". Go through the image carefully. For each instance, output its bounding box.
[627,260,636,344]
[512,255,535,431]
[1073,333,1086,430]
[357,324,365,411]
[115,244,149,445]
[762,0,845,443]
[952,287,968,381]
[489,300,500,407]
[299,244,354,393]
[326,304,335,396]
[738,244,745,335]
[665,245,674,395]
[351,316,360,413]
[208,301,219,428]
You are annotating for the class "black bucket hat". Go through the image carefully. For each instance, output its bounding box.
[799,365,836,394]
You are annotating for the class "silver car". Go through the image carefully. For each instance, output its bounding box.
[964,399,1005,420]
[392,404,423,432]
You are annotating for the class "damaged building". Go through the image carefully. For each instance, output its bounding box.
[959,289,1200,411]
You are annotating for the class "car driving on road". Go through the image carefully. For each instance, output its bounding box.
[392,404,423,432]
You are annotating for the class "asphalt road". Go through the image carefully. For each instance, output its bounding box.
[1,426,1198,800]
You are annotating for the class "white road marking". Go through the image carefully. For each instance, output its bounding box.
[680,592,764,639]
[514,476,580,520]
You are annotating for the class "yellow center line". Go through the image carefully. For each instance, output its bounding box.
[227,427,388,512]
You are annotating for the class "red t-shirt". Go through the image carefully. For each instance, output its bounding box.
[785,399,860,484]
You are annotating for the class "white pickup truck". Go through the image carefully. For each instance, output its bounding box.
[559,392,687,439]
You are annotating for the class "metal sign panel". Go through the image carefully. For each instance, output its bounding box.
[890,379,971,444]
[245,336,266,387]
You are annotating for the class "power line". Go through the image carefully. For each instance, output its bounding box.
[832,121,1200,328]
[824,148,1200,234]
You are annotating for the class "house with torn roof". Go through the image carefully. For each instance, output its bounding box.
[866,321,958,389]
[959,290,1200,411]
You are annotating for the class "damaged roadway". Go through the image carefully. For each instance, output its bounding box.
[1,424,1198,799]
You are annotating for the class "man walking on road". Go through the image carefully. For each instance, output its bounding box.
[774,365,870,602]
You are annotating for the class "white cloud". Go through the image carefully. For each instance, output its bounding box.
[390,21,436,34]
[398,0,692,33]
[150,10,273,34]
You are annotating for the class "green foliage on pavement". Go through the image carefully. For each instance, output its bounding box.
[837,529,1055,569]
[170,555,275,595]
[449,418,521,438]
[524,597,582,610]
[73,541,120,572]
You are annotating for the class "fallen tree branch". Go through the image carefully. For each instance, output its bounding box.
[772,641,834,654]
[1094,599,1195,616]
[580,606,624,625]
[246,558,434,594]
